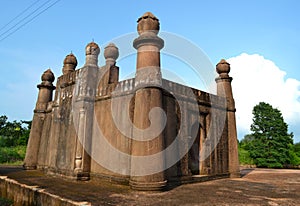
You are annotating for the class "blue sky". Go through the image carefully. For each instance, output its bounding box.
[0,0,299,141]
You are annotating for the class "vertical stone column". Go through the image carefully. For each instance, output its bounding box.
[129,12,167,190]
[199,113,206,174]
[73,42,99,180]
[215,59,240,177]
[181,101,191,176]
[205,113,211,174]
[24,69,55,169]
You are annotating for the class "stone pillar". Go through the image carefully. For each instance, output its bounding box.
[215,59,240,177]
[24,69,55,169]
[129,12,167,190]
[73,42,99,180]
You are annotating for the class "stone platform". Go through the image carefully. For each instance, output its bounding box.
[1,166,300,205]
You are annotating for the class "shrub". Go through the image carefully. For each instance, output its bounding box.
[0,146,26,164]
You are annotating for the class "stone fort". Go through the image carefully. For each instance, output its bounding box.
[24,12,239,190]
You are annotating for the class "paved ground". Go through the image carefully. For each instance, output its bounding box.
[0,166,299,205]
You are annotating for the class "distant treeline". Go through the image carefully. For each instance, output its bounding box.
[0,115,31,164]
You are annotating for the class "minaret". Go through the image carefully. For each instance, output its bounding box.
[215,59,240,177]
[130,12,167,190]
[24,69,55,169]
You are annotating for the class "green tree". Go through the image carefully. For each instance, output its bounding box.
[239,134,254,150]
[290,142,300,165]
[249,102,294,168]
[0,115,31,147]
[0,115,31,164]
[238,134,255,165]
[294,142,300,156]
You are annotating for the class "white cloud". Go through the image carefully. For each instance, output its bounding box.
[227,53,300,142]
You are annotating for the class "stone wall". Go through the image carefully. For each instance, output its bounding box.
[26,67,230,180]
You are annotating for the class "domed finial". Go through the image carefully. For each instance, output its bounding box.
[63,53,78,74]
[104,43,119,66]
[216,59,230,75]
[85,41,100,66]
[85,42,100,56]
[137,12,160,35]
[63,53,78,66]
[41,69,55,82]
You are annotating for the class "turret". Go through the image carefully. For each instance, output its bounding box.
[215,59,240,177]
[24,69,55,169]
[216,59,234,109]
[133,12,164,88]
[130,12,166,191]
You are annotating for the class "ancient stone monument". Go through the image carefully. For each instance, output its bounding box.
[24,12,239,191]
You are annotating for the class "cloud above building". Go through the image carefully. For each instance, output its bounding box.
[228,53,300,142]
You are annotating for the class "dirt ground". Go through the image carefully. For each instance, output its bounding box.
[0,166,299,205]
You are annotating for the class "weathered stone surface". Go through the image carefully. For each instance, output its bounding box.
[24,69,55,170]
[24,12,240,191]
[137,12,160,35]
[215,59,240,177]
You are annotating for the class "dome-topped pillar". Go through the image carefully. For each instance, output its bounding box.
[215,59,240,178]
[133,12,164,88]
[35,69,56,111]
[130,12,166,191]
[215,59,234,109]
[24,69,55,170]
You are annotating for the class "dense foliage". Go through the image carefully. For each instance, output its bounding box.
[0,115,31,164]
[239,102,300,168]
[238,134,255,165]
